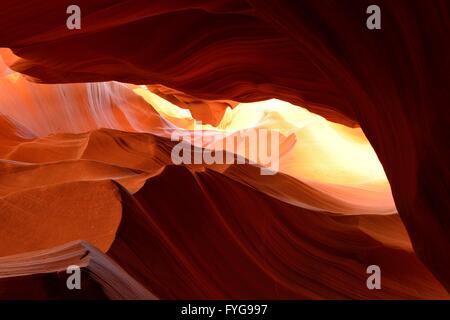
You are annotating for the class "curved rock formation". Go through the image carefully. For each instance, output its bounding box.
[108,165,448,299]
[0,0,449,298]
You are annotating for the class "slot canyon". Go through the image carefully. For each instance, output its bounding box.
[0,0,449,299]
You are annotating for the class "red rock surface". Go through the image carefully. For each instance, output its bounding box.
[109,165,448,299]
[0,0,449,299]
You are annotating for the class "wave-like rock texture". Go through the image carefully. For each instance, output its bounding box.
[0,76,171,137]
[108,165,448,299]
[0,0,449,298]
[0,124,447,298]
